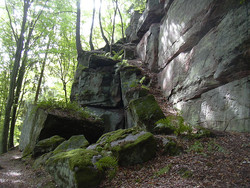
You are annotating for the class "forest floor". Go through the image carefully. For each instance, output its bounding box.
[0,148,55,188]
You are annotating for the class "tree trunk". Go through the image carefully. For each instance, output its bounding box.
[110,0,118,53]
[34,36,52,103]
[8,4,47,149]
[117,5,125,42]
[89,0,95,51]
[0,0,30,154]
[99,0,110,52]
[76,0,83,55]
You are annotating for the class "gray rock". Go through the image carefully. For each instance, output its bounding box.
[136,0,165,38]
[128,95,165,132]
[87,107,125,133]
[125,11,142,43]
[32,135,65,158]
[46,149,114,188]
[19,105,104,154]
[175,76,250,132]
[137,23,160,72]
[87,128,157,166]
[54,135,89,153]
[71,66,121,108]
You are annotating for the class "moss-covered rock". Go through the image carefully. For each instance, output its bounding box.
[53,135,89,154]
[32,135,65,158]
[45,149,115,188]
[128,94,165,132]
[87,128,157,166]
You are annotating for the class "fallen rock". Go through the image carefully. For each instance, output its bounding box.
[19,105,104,154]
[87,128,157,166]
[46,149,116,188]
[128,95,165,132]
[32,135,65,158]
[53,135,89,154]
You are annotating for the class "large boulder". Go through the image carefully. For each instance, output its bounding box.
[46,149,117,188]
[32,135,65,158]
[71,55,121,108]
[87,128,157,166]
[19,105,104,154]
[128,95,165,132]
[87,107,125,133]
[54,135,89,154]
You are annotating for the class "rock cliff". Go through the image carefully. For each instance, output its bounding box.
[130,0,249,132]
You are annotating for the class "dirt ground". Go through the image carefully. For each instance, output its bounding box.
[0,148,55,188]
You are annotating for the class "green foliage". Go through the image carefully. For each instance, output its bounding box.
[95,156,118,180]
[156,115,192,136]
[207,141,225,153]
[154,164,172,176]
[36,98,94,119]
[112,49,124,61]
[187,141,204,154]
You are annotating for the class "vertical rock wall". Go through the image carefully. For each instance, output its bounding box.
[130,0,250,132]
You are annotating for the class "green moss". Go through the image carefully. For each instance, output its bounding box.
[22,143,33,158]
[129,95,165,132]
[163,139,183,156]
[48,149,99,170]
[178,168,193,178]
[36,135,65,148]
[95,156,118,180]
[155,115,192,136]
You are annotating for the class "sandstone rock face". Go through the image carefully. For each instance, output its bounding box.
[128,0,250,132]
[137,23,160,72]
[136,0,165,38]
[125,11,142,43]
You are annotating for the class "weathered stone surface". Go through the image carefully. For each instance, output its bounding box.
[19,105,104,154]
[54,135,89,153]
[136,0,165,38]
[153,0,250,131]
[33,135,65,158]
[87,107,125,132]
[87,128,157,166]
[119,65,143,107]
[46,149,109,188]
[128,95,165,132]
[175,76,250,132]
[137,23,160,72]
[158,0,249,102]
[71,67,121,108]
[125,11,142,43]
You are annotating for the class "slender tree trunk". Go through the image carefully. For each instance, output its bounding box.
[89,0,95,51]
[117,5,125,42]
[76,0,83,55]
[99,0,110,52]
[110,0,118,53]
[8,4,47,149]
[62,81,68,103]
[34,36,52,103]
[0,0,30,154]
